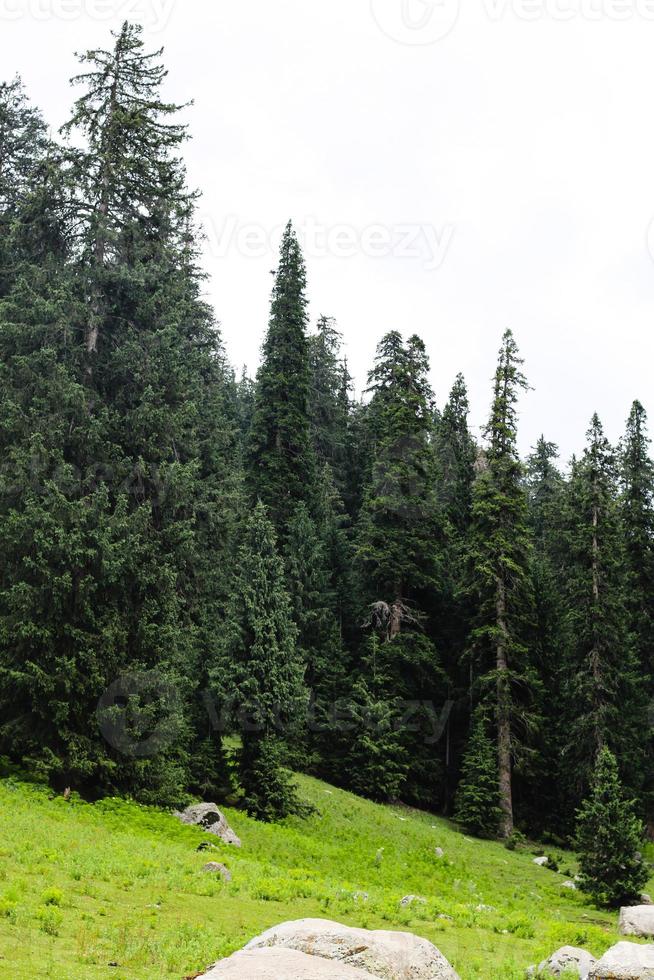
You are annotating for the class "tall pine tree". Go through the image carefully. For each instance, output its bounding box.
[214,502,306,820]
[466,330,535,838]
[247,222,316,542]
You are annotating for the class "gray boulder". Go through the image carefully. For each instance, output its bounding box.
[174,803,241,846]
[589,942,654,978]
[619,906,654,938]
[200,946,381,978]
[533,856,549,867]
[202,862,232,881]
[244,918,461,979]
[531,946,596,978]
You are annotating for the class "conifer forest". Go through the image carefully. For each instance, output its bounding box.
[2,22,654,869]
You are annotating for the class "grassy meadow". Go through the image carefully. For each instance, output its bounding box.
[0,771,642,979]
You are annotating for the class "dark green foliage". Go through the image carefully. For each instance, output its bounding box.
[455,708,502,838]
[523,438,567,833]
[216,502,306,820]
[247,222,316,540]
[286,502,343,698]
[2,26,654,840]
[0,25,237,804]
[339,638,409,803]
[560,416,645,806]
[436,373,477,533]
[308,316,352,488]
[466,330,536,838]
[356,331,445,605]
[621,401,654,677]
[576,747,648,907]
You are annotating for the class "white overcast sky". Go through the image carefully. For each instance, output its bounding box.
[3,0,654,460]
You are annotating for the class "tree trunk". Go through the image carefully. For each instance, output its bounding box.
[496,575,514,838]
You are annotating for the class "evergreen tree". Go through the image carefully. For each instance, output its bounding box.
[434,374,477,810]
[0,77,58,295]
[576,747,648,908]
[436,373,477,533]
[285,500,343,709]
[621,401,654,681]
[454,707,502,838]
[560,415,644,808]
[308,315,352,487]
[0,25,238,803]
[466,330,535,838]
[356,332,444,610]
[339,635,409,802]
[355,332,448,807]
[215,502,306,820]
[247,222,316,541]
[523,437,567,832]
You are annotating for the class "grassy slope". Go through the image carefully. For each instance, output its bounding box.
[0,773,642,980]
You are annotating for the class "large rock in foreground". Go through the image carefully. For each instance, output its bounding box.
[174,802,241,846]
[201,946,382,978]
[529,945,596,978]
[244,918,460,979]
[589,941,654,978]
[620,906,654,938]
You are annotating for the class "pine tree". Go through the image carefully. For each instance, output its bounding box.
[621,401,654,680]
[215,502,306,821]
[560,415,645,808]
[340,635,409,802]
[356,332,444,610]
[436,373,477,533]
[0,77,58,296]
[355,332,448,807]
[63,21,194,370]
[434,373,477,810]
[308,315,351,479]
[0,26,238,803]
[285,500,344,753]
[576,747,648,908]
[523,437,567,832]
[247,222,316,541]
[466,330,535,838]
[454,707,502,838]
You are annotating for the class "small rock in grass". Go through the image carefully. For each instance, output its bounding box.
[533,856,549,867]
[434,847,445,858]
[202,862,232,881]
[400,895,427,907]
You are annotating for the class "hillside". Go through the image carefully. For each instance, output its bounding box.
[0,772,638,980]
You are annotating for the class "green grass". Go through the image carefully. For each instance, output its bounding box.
[0,773,643,979]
